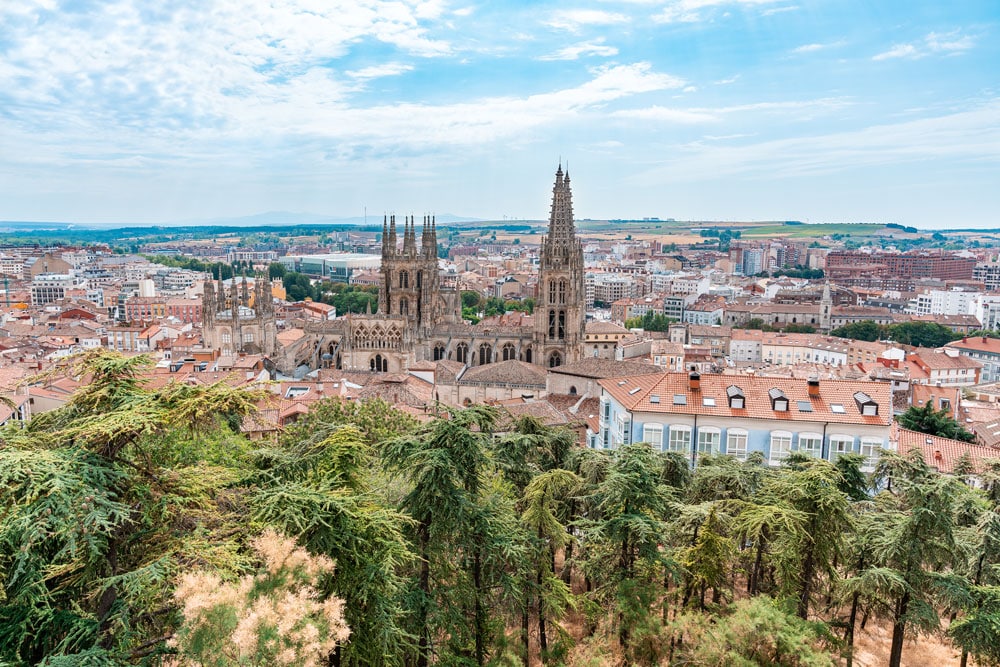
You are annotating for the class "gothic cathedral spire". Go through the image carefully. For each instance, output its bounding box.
[534,163,586,368]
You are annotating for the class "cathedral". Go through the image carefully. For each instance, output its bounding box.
[202,165,586,376]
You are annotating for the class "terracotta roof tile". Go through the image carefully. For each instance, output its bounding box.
[600,371,891,427]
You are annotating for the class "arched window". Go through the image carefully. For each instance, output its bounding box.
[558,279,567,304]
[549,280,556,304]
[558,310,566,340]
[400,298,409,316]
[479,343,493,365]
[399,271,409,288]
[433,344,446,361]
[456,342,469,364]
[523,346,532,364]
[548,310,556,339]
[502,343,516,361]
[569,385,577,395]
[370,354,388,372]
[548,351,562,368]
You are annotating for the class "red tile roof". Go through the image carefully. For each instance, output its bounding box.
[599,371,891,427]
[896,425,1000,474]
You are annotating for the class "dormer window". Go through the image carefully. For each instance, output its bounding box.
[727,385,745,409]
[769,388,789,412]
[853,391,879,416]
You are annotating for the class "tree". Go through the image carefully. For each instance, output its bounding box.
[0,350,262,664]
[383,406,520,667]
[866,450,966,667]
[830,320,882,342]
[169,530,350,667]
[583,443,675,652]
[886,321,961,348]
[898,403,976,442]
[268,262,286,279]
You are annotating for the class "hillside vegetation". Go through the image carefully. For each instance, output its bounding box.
[1,350,998,666]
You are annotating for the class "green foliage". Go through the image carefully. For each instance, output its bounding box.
[624,310,675,332]
[830,320,882,342]
[267,262,286,279]
[898,402,977,443]
[671,597,838,666]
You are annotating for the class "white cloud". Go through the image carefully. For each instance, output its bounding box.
[873,43,919,61]
[926,30,975,54]
[714,75,740,85]
[873,30,976,61]
[634,100,1000,181]
[792,41,845,54]
[539,38,619,61]
[346,63,414,79]
[614,96,853,125]
[545,9,630,32]
[613,106,718,123]
[652,0,787,24]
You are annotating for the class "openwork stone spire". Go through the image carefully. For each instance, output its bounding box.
[547,163,576,242]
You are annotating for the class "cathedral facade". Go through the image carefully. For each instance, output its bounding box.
[203,166,586,376]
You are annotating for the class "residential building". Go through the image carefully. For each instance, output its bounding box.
[596,372,892,471]
[946,336,1000,384]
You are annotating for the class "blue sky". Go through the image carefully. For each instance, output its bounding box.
[1,0,997,227]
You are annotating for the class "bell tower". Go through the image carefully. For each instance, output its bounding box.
[533,164,585,367]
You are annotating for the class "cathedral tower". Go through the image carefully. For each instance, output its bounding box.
[379,214,442,335]
[533,164,586,367]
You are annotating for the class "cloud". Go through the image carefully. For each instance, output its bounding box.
[539,38,619,61]
[545,9,629,32]
[872,43,920,61]
[634,100,1000,181]
[652,0,788,24]
[714,75,740,85]
[346,63,414,79]
[873,30,976,61]
[792,41,844,54]
[613,106,719,123]
[613,96,854,124]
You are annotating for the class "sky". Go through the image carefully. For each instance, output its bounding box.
[1,0,998,228]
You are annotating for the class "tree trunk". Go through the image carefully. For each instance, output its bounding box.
[888,590,910,667]
[539,593,548,662]
[749,528,768,596]
[797,543,816,619]
[474,550,486,667]
[521,604,530,667]
[417,524,431,667]
[845,591,860,667]
[97,540,119,648]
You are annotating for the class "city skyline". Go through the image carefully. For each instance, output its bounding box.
[1,0,998,227]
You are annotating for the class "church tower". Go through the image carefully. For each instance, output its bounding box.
[533,164,586,367]
[378,214,442,336]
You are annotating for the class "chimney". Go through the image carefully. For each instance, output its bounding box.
[934,449,943,463]
[807,376,820,398]
[689,370,701,392]
[984,337,989,344]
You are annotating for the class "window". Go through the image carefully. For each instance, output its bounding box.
[770,431,792,465]
[798,433,822,458]
[831,403,845,414]
[668,426,692,454]
[703,397,716,407]
[221,332,231,344]
[769,388,788,412]
[615,414,630,444]
[643,424,664,450]
[243,332,254,343]
[829,435,854,462]
[860,437,882,471]
[698,428,721,457]
[727,428,748,460]
[602,398,611,421]
[727,385,745,409]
